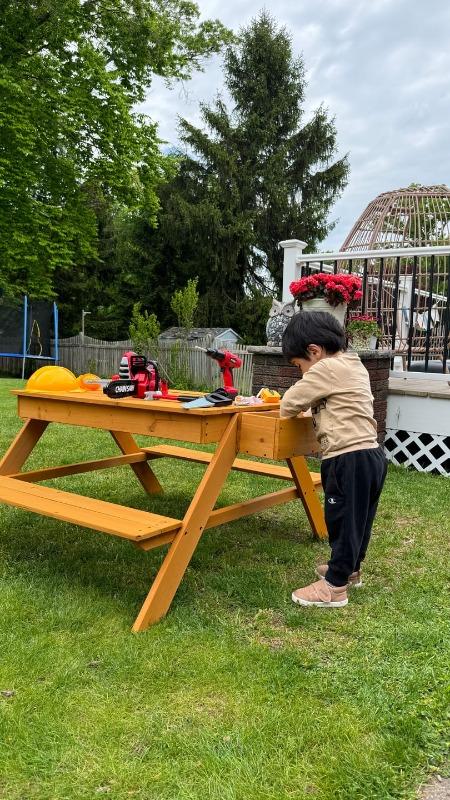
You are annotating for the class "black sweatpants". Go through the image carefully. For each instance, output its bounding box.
[320,447,388,587]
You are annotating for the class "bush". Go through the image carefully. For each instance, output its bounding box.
[129,303,160,357]
[170,277,199,336]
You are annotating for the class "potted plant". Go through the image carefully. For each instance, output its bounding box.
[346,315,381,350]
[289,273,363,326]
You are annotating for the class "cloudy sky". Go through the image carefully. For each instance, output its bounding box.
[139,0,450,251]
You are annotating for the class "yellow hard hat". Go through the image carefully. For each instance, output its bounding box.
[25,365,78,393]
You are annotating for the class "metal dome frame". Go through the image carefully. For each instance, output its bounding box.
[341,185,450,251]
[336,186,450,367]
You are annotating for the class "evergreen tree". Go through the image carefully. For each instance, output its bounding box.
[151,11,349,339]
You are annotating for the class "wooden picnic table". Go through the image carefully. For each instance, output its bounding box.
[0,389,327,631]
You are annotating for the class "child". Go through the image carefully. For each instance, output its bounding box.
[280,311,387,608]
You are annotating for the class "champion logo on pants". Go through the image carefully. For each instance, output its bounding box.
[328,497,338,505]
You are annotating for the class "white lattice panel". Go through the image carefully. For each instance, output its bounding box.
[384,429,450,476]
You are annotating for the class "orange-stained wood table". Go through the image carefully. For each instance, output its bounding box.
[0,389,327,631]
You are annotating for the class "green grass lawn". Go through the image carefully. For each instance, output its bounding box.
[0,378,448,800]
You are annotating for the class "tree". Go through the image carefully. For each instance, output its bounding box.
[170,277,199,335]
[149,11,349,339]
[0,0,230,299]
[129,302,160,356]
[54,190,159,338]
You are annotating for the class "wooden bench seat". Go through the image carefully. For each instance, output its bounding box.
[0,476,181,541]
[144,444,322,486]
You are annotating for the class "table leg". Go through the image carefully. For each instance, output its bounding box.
[110,431,163,495]
[286,456,328,540]
[132,414,239,631]
[0,419,49,475]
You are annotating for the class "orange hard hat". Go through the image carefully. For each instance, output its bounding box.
[25,365,78,393]
[76,373,102,391]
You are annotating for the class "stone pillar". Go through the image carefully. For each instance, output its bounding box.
[248,346,390,444]
[279,239,307,302]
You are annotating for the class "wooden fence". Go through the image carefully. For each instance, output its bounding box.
[16,334,255,395]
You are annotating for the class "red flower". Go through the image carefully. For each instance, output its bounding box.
[290,272,363,307]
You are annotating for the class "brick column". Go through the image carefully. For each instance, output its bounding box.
[248,346,390,444]
[358,350,390,443]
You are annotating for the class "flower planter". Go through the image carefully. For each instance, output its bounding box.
[350,334,377,350]
[301,298,347,326]
[347,316,380,351]
[290,273,362,327]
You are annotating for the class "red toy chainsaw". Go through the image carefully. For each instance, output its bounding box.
[104,351,160,399]
[102,351,182,400]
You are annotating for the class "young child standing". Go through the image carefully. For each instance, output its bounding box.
[280,311,387,608]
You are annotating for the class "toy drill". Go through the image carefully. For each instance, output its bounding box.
[195,347,242,396]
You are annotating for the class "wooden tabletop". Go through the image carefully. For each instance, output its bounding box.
[12,389,281,415]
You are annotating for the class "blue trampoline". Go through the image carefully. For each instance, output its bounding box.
[0,296,59,377]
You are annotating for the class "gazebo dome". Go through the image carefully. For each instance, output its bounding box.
[341,184,450,251]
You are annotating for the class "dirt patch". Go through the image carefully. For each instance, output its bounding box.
[257,635,285,651]
[396,516,420,527]
[418,778,450,799]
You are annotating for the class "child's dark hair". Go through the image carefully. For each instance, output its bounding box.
[282,311,347,360]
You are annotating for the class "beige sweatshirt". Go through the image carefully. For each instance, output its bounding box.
[280,351,378,459]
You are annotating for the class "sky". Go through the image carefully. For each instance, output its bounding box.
[138,0,450,251]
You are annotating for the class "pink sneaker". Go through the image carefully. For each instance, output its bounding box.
[315,564,363,588]
[292,579,348,608]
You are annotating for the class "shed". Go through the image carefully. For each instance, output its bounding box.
[158,327,242,346]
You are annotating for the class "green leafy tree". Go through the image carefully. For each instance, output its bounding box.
[129,302,160,356]
[0,0,230,299]
[170,277,199,335]
[148,12,349,339]
[55,191,160,338]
